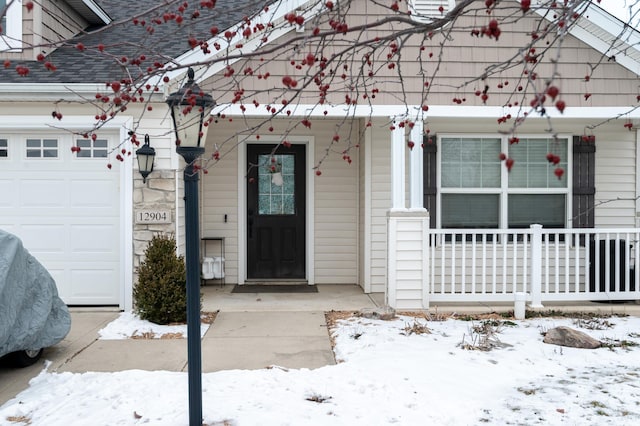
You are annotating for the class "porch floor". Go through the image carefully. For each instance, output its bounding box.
[201,284,385,312]
[201,284,640,316]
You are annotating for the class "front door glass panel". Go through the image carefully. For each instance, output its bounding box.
[258,154,295,215]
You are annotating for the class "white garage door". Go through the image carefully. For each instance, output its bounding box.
[0,134,122,305]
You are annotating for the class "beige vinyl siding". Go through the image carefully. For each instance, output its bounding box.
[369,119,392,293]
[2,0,88,61]
[594,129,637,228]
[201,123,241,284]
[40,0,88,46]
[2,1,35,60]
[314,120,359,283]
[199,0,638,109]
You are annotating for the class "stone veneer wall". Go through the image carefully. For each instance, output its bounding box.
[132,169,177,277]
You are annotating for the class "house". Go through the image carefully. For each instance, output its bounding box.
[1,0,639,310]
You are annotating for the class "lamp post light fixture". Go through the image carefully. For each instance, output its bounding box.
[166,67,215,426]
[135,134,156,183]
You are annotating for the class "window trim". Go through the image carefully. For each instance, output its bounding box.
[436,133,573,229]
[0,0,23,52]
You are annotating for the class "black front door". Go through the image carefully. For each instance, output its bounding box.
[247,144,306,279]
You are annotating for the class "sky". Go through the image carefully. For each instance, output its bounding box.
[606,0,640,26]
[0,312,639,425]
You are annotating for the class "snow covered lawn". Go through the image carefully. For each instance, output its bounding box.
[1,313,639,425]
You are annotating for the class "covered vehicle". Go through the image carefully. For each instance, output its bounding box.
[0,230,71,367]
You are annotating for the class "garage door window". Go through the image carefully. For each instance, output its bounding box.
[26,139,58,158]
[0,139,7,158]
[76,139,108,158]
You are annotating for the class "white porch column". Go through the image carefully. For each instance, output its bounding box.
[390,121,406,210]
[387,210,430,310]
[409,120,424,210]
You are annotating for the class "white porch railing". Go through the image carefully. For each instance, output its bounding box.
[426,225,640,305]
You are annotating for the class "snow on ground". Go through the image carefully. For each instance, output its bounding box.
[98,311,210,339]
[1,313,640,425]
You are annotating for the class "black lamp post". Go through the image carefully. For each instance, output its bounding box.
[166,68,215,426]
[135,134,156,183]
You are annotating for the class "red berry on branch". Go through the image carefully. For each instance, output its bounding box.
[505,158,515,172]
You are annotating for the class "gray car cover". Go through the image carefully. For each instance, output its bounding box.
[0,230,71,357]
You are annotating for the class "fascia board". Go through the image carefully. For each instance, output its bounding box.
[213,103,640,120]
[0,83,164,102]
[82,0,112,25]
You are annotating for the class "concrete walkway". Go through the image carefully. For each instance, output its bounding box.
[0,285,382,405]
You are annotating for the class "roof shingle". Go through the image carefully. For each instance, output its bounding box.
[0,0,262,84]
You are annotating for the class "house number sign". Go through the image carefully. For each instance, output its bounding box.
[135,210,171,224]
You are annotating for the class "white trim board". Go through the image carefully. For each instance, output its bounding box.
[213,104,640,120]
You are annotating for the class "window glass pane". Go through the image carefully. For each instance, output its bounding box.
[26,139,41,148]
[509,138,567,188]
[26,150,40,158]
[75,138,108,158]
[43,139,57,148]
[257,154,295,215]
[441,194,499,228]
[508,194,565,228]
[482,164,501,187]
[441,137,500,188]
[0,138,7,158]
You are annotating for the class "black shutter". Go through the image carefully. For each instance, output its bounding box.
[572,135,595,228]
[423,133,437,228]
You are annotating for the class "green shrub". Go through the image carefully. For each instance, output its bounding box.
[134,234,190,325]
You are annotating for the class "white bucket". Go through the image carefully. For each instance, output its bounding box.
[201,257,215,279]
[211,256,225,279]
[202,257,224,280]
[514,292,527,320]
